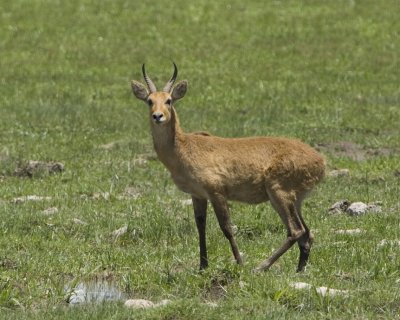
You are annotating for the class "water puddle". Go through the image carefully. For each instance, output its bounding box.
[65,280,126,305]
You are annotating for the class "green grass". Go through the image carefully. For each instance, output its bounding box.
[1,0,400,318]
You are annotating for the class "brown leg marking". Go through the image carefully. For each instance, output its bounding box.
[192,196,208,270]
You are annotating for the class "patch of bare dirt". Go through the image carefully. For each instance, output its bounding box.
[14,160,64,177]
[315,141,397,161]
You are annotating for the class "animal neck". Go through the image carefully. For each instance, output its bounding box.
[150,107,185,170]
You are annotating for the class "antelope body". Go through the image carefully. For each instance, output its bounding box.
[131,64,325,272]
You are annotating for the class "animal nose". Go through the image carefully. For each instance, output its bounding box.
[152,112,163,122]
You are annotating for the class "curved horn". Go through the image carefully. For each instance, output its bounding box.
[142,64,157,93]
[163,62,178,93]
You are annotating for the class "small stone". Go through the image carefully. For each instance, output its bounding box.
[367,203,382,213]
[14,160,64,177]
[12,195,52,204]
[231,224,238,234]
[316,286,349,297]
[41,207,59,216]
[334,228,364,235]
[111,226,128,239]
[377,239,400,248]
[73,218,88,225]
[328,169,350,177]
[290,282,312,290]
[124,299,154,309]
[290,282,348,297]
[121,186,141,199]
[346,202,369,216]
[91,192,110,200]
[328,200,351,214]
[180,199,192,206]
[99,142,119,150]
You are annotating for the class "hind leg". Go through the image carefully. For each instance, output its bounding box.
[254,189,307,272]
[295,198,313,272]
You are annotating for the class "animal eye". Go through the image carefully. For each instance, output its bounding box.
[147,99,153,107]
[166,99,172,105]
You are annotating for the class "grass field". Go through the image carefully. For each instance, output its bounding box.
[1,0,400,318]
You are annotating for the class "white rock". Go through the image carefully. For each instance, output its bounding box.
[231,224,238,234]
[124,299,155,309]
[290,282,348,297]
[73,218,88,225]
[290,282,312,290]
[91,192,110,200]
[328,169,350,177]
[112,225,128,239]
[346,202,368,216]
[180,199,192,206]
[41,207,59,216]
[12,195,52,204]
[316,286,349,297]
[334,228,364,235]
[328,200,350,214]
[378,239,400,248]
[367,203,382,213]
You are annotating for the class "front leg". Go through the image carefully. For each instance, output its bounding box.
[209,193,243,265]
[192,196,208,270]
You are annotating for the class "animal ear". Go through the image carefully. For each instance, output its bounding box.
[131,80,149,101]
[171,80,187,101]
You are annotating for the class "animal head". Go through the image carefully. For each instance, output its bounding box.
[131,63,187,125]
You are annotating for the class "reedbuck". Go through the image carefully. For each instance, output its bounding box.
[131,63,325,272]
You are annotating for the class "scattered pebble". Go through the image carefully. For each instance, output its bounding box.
[112,225,128,239]
[124,299,154,309]
[346,202,369,216]
[328,200,382,216]
[81,192,111,201]
[11,195,52,204]
[116,186,141,200]
[291,282,312,290]
[99,142,120,150]
[73,218,88,225]
[91,192,110,200]
[180,199,193,206]
[334,228,364,235]
[377,239,400,248]
[14,160,64,177]
[231,224,238,234]
[328,200,351,214]
[328,169,350,177]
[346,202,382,216]
[41,207,59,216]
[124,299,171,309]
[315,286,349,297]
[290,282,348,297]
[133,155,149,166]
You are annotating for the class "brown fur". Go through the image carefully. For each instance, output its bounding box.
[131,70,325,272]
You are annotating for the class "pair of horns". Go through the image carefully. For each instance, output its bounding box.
[142,63,178,93]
